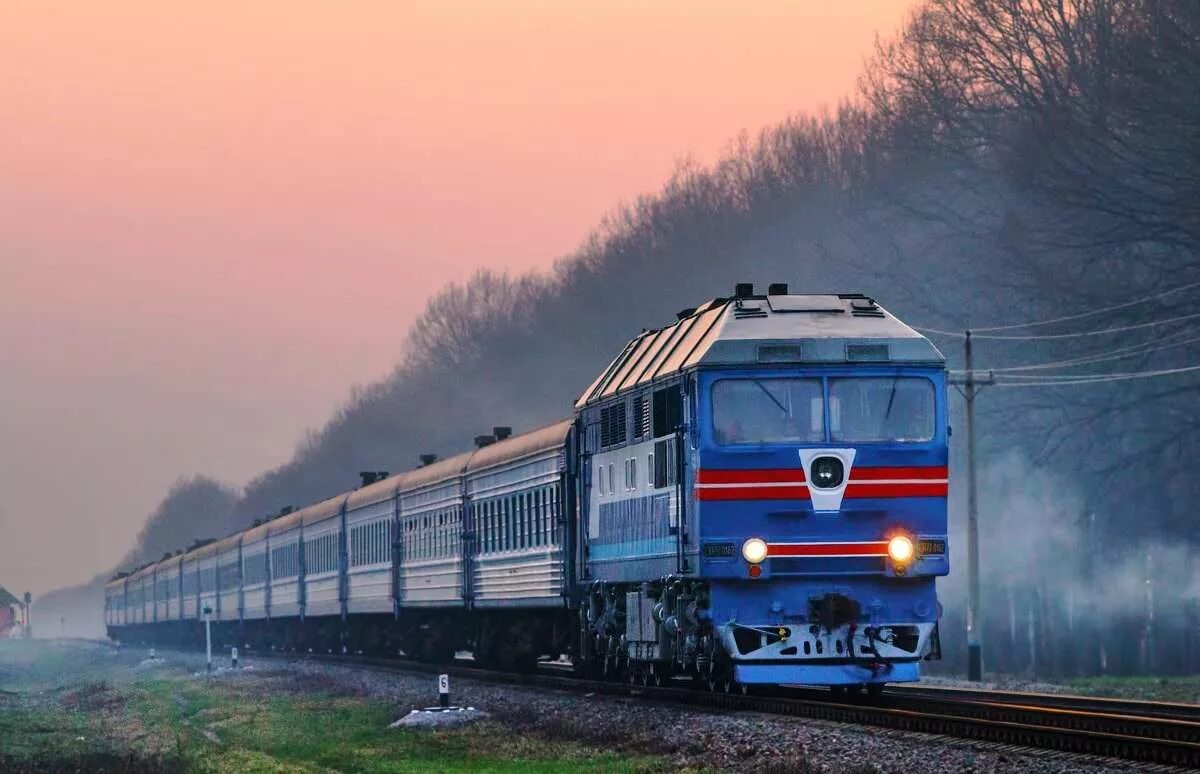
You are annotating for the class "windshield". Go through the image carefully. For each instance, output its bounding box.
[711,378,823,444]
[829,377,935,442]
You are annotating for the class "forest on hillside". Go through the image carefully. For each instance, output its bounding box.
[43,0,1200,677]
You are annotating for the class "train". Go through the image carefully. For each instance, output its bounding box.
[105,283,949,691]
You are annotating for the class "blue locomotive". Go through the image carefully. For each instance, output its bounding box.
[106,284,949,690]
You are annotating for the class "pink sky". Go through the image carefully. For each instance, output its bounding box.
[0,1,914,595]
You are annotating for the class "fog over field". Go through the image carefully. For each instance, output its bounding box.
[15,2,1200,677]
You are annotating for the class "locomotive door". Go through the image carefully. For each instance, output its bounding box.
[675,376,696,574]
[578,450,593,578]
[675,430,687,573]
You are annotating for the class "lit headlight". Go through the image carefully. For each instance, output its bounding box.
[742,538,768,564]
[887,535,915,564]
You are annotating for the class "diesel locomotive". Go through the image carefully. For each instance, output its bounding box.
[106,284,949,690]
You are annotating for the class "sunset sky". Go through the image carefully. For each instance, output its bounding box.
[0,1,915,595]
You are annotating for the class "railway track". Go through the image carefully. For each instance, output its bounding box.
[236,648,1200,769]
[886,683,1200,724]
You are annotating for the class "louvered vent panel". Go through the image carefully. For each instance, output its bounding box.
[639,395,652,439]
[599,403,628,448]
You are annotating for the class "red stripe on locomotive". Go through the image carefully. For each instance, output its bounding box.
[697,485,811,501]
[848,466,948,481]
[767,542,890,557]
[696,468,806,484]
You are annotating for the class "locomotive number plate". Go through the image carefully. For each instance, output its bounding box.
[918,539,946,556]
[702,542,736,558]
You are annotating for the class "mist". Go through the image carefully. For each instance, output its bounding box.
[937,453,1200,677]
[29,0,1200,678]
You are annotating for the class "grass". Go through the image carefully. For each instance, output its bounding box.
[149,678,656,773]
[1065,674,1200,704]
[0,641,663,773]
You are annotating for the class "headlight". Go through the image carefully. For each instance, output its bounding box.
[742,538,768,564]
[887,535,915,564]
[809,456,845,489]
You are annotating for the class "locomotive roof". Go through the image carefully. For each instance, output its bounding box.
[576,293,944,407]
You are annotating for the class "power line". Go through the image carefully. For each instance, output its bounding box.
[917,310,1200,340]
[989,363,1200,387]
[994,366,1196,380]
[950,330,1200,374]
[939,314,1199,684]
[959,281,1200,333]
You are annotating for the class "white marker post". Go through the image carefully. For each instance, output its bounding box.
[231,646,239,669]
[439,674,449,708]
[203,604,213,674]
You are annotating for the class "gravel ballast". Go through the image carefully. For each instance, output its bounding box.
[156,648,1150,773]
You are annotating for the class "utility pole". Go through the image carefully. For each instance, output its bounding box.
[948,330,993,682]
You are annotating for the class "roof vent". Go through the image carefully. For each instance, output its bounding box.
[758,344,805,362]
[359,471,389,487]
[733,304,768,319]
[734,282,755,298]
[474,434,496,448]
[846,344,890,362]
[768,283,789,295]
[419,453,438,467]
[850,298,885,318]
[493,426,513,441]
[676,307,696,320]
